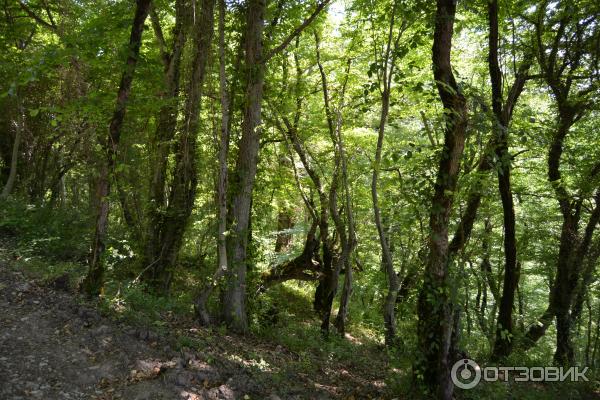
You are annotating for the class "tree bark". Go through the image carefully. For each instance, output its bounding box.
[416,0,467,398]
[195,0,230,325]
[521,117,600,362]
[373,90,399,346]
[571,237,600,323]
[280,106,334,325]
[592,302,600,367]
[0,99,23,200]
[585,294,593,365]
[371,4,405,346]
[82,0,151,296]
[311,31,341,335]
[487,0,529,360]
[277,49,336,327]
[520,2,600,362]
[313,35,354,336]
[143,0,187,278]
[554,191,600,365]
[222,0,266,333]
[142,0,216,293]
[333,60,356,336]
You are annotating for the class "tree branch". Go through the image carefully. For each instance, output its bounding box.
[18,0,56,31]
[149,5,170,68]
[262,0,332,63]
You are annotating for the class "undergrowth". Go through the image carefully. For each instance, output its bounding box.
[1,198,598,399]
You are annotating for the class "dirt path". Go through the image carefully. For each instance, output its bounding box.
[0,263,286,400]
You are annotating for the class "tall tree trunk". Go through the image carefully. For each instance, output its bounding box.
[490,96,520,357]
[517,279,525,332]
[313,33,351,336]
[286,120,335,329]
[142,0,216,293]
[553,207,579,365]
[280,90,333,327]
[222,0,266,333]
[520,122,600,358]
[115,175,138,230]
[555,192,600,364]
[465,278,472,336]
[543,105,600,364]
[274,29,336,334]
[333,61,356,335]
[0,99,23,200]
[520,3,600,362]
[82,0,151,296]
[487,0,529,359]
[592,302,600,367]
[416,0,467,398]
[585,295,593,365]
[143,0,187,275]
[571,238,600,322]
[446,61,526,258]
[371,3,405,346]
[373,90,399,346]
[195,0,230,325]
[334,257,353,335]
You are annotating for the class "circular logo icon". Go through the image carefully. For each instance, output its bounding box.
[451,358,481,390]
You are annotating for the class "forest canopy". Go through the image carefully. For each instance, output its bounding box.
[1,0,600,398]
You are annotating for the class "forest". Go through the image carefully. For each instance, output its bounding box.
[1,0,599,398]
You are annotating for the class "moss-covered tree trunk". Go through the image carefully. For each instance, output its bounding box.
[83,0,151,296]
[0,95,23,200]
[143,0,187,281]
[415,0,467,397]
[222,0,266,333]
[141,0,215,293]
[195,0,231,325]
[487,0,529,360]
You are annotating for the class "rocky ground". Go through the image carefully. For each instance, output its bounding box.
[0,263,316,400]
[0,246,391,400]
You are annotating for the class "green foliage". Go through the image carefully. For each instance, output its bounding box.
[99,280,194,328]
[1,0,600,398]
[0,198,91,261]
